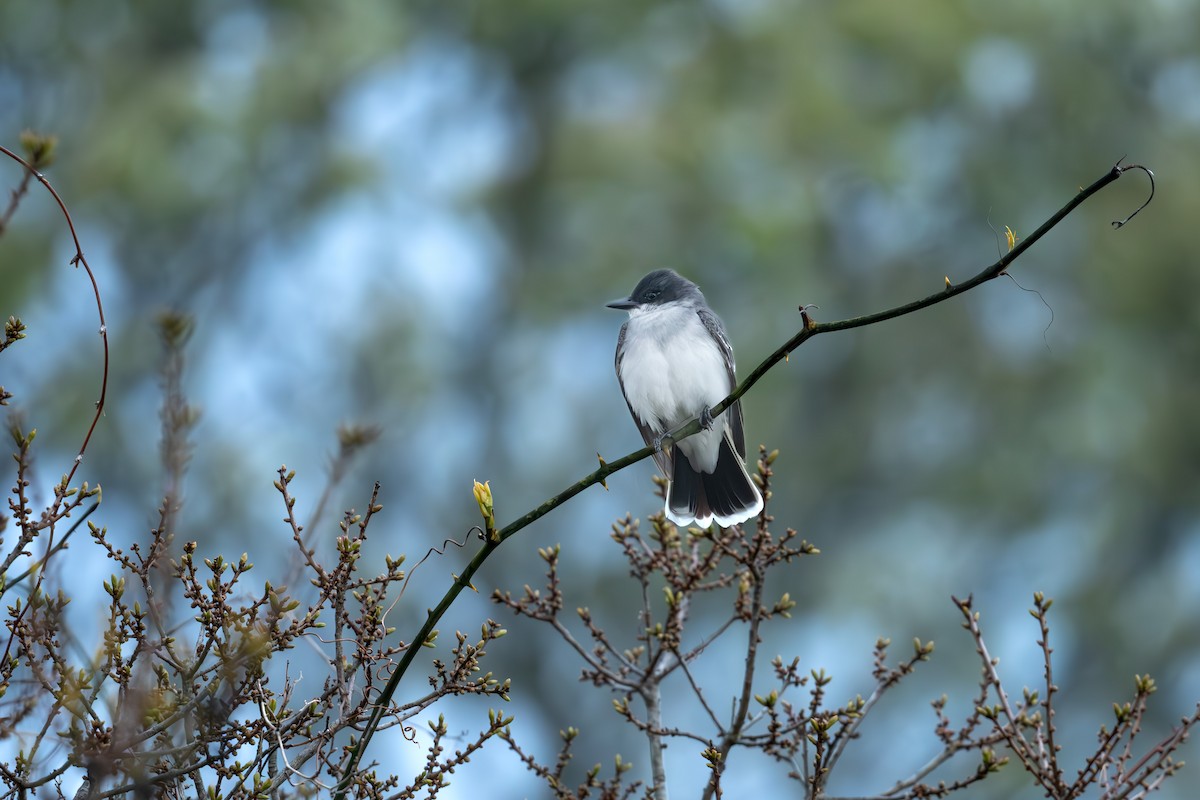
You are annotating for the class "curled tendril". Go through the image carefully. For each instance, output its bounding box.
[395,526,486,604]
[1112,161,1155,229]
[361,684,420,743]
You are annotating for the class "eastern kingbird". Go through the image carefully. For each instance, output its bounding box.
[607,269,764,528]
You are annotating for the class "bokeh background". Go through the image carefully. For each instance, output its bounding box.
[3,1,1199,797]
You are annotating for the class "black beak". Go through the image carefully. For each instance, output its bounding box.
[606,297,636,310]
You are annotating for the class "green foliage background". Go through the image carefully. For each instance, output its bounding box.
[2,1,1198,797]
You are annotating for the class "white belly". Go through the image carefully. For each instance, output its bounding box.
[619,304,732,473]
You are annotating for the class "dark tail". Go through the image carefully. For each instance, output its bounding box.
[667,435,763,528]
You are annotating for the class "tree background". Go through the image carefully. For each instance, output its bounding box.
[2,1,1198,797]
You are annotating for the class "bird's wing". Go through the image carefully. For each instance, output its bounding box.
[697,307,746,458]
[615,321,672,476]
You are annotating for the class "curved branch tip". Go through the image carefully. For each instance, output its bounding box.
[1112,162,1155,229]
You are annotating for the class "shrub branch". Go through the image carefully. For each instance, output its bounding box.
[333,160,1152,794]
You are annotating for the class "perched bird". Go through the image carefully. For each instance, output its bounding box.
[607,269,763,528]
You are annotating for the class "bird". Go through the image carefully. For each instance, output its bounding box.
[607,269,763,528]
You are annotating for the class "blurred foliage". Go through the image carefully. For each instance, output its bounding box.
[2,0,1199,797]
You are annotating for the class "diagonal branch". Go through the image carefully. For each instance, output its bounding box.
[700,160,1148,432]
[333,159,1150,797]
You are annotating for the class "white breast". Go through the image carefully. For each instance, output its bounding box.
[618,304,732,472]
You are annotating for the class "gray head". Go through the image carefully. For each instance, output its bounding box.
[606,269,704,311]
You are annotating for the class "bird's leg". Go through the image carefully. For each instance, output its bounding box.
[658,410,715,452]
[655,424,683,453]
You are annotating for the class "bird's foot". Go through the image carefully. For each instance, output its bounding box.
[699,406,715,431]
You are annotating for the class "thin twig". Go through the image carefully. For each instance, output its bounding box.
[0,143,110,676]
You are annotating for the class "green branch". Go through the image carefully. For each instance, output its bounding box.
[334,159,1148,797]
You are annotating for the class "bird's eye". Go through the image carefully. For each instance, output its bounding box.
[644,290,661,301]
